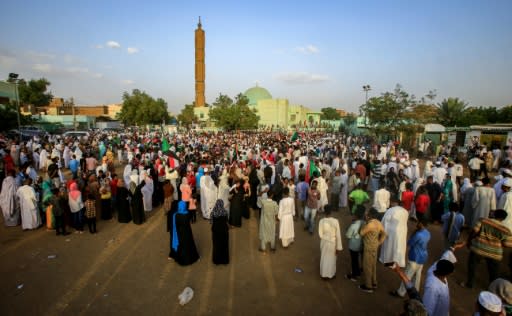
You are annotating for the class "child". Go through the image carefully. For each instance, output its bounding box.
[85,193,97,233]
[49,188,70,236]
[401,182,414,212]
[100,179,112,220]
[189,193,197,223]
[345,205,364,281]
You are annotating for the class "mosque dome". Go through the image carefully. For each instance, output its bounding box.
[243,85,272,105]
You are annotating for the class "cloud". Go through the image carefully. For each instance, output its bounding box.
[121,79,134,85]
[92,73,104,78]
[274,72,329,84]
[95,44,104,49]
[66,67,89,74]
[25,51,56,62]
[32,63,53,73]
[0,53,17,67]
[106,41,121,49]
[127,47,139,54]
[295,45,319,54]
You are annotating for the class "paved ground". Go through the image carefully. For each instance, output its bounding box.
[0,166,500,315]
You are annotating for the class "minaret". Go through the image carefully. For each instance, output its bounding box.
[195,16,205,107]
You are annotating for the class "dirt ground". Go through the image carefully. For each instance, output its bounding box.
[0,166,500,316]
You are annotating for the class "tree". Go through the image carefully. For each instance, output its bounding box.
[498,105,512,123]
[436,97,468,127]
[360,84,416,137]
[14,78,53,107]
[209,93,259,130]
[118,89,169,126]
[0,103,34,132]
[343,113,357,126]
[320,107,341,120]
[177,103,198,127]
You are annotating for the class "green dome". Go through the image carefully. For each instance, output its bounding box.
[243,85,272,105]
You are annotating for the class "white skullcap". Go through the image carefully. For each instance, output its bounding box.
[478,291,502,313]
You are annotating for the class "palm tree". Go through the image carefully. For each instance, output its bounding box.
[436,97,468,126]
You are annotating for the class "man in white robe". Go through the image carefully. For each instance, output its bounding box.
[379,199,408,267]
[471,177,496,227]
[319,206,342,279]
[339,169,348,208]
[17,179,41,230]
[278,187,295,247]
[200,169,218,219]
[140,171,154,212]
[0,172,20,226]
[497,179,512,232]
[39,147,49,171]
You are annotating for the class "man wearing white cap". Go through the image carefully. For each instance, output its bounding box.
[475,291,503,315]
[495,169,512,201]
[498,179,512,232]
[432,161,447,186]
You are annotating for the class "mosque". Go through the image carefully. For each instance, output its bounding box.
[192,18,321,130]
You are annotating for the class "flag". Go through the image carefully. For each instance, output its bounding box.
[290,131,299,142]
[161,138,170,153]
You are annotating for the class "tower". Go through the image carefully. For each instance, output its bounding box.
[195,17,205,107]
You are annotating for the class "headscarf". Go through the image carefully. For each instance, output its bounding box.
[210,199,227,223]
[460,178,472,194]
[172,201,189,251]
[69,182,81,201]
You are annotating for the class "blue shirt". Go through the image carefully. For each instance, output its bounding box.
[296,181,309,201]
[69,159,79,172]
[407,228,431,264]
[441,212,465,244]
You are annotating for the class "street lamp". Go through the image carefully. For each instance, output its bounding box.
[8,73,22,140]
[362,85,371,103]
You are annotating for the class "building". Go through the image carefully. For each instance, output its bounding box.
[195,17,205,107]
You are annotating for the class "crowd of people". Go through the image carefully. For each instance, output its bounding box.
[1,129,512,315]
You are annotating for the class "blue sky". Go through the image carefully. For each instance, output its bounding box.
[1,0,511,113]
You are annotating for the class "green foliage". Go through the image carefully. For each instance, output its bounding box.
[360,84,418,137]
[118,89,169,126]
[209,93,259,131]
[343,113,357,126]
[320,107,341,120]
[177,103,198,127]
[436,97,468,126]
[0,103,34,132]
[15,78,53,107]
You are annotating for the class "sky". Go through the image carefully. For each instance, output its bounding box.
[1,0,511,114]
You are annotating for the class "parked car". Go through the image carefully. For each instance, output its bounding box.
[62,131,90,140]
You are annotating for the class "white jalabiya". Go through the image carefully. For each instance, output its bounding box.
[0,176,19,226]
[316,176,329,210]
[200,175,218,219]
[339,173,348,208]
[379,206,408,267]
[278,197,295,247]
[17,185,41,230]
[319,217,342,278]
[471,186,496,227]
[498,191,512,232]
[141,177,154,212]
[39,149,49,171]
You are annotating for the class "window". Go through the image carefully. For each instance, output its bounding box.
[290,114,296,121]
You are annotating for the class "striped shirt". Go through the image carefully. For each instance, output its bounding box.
[470,218,512,261]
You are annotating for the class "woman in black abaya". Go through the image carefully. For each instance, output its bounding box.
[228,180,244,227]
[211,199,229,265]
[131,181,146,225]
[116,179,132,223]
[169,201,199,265]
